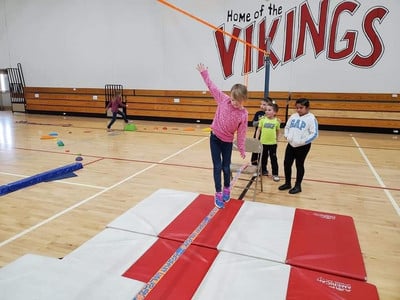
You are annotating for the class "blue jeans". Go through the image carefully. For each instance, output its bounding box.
[107,110,128,128]
[210,132,232,192]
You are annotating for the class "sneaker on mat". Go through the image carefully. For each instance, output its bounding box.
[215,192,224,209]
[222,187,230,203]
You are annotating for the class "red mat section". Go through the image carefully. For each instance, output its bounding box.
[286,266,379,300]
[286,209,367,281]
[159,194,243,248]
[123,238,218,300]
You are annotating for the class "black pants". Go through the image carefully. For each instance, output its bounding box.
[251,152,260,165]
[261,144,278,175]
[107,110,128,128]
[283,143,311,187]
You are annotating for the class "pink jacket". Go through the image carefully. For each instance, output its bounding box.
[106,96,126,113]
[200,70,248,156]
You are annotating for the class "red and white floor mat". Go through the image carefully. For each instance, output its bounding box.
[109,189,367,280]
[0,189,379,299]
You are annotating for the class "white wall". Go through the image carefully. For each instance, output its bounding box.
[0,92,10,109]
[0,0,399,93]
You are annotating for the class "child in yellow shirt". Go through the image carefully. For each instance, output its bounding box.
[256,102,280,182]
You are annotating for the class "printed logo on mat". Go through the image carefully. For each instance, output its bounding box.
[317,276,352,292]
[313,212,336,220]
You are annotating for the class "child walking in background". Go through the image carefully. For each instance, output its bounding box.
[106,92,131,131]
[278,98,318,194]
[250,97,271,165]
[196,63,248,209]
[256,101,280,181]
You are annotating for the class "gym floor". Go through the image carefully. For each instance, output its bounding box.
[0,110,399,299]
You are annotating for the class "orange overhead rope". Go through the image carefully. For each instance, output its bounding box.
[158,0,269,87]
[244,43,250,87]
[158,0,268,55]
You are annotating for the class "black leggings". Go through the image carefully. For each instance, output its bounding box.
[261,144,278,175]
[107,110,128,128]
[283,143,311,186]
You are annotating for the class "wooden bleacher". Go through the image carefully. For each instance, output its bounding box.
[24,87,400,132]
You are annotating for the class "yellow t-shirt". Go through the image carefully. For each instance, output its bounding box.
[258,117,280,145]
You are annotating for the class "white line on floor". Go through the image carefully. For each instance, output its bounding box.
[0,136,209,248]
[0,171,106,190]
[352,136,400,216]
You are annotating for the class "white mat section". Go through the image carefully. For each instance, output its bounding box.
[0,254,144,300]
[107,188,197,236]
[0,254,60,280]
[193,251,291,299]
[63,228,157,275]
[218,201,296,262]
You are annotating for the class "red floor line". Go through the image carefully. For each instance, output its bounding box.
[305,177,400,191]
[15,120,399,150]
[82,157,104,167]
[13,147,399,192]
[15,121,206,138]
[14,146,212,171]
[277,140,399,151]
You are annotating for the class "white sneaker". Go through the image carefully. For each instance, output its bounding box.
[272,175,280,182]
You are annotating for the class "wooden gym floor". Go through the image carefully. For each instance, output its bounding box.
[0,110,399,299]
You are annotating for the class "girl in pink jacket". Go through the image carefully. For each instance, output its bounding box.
[197,63,248,209]
[106,92,130,131]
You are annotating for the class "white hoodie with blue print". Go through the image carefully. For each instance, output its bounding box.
[284,112,318,147]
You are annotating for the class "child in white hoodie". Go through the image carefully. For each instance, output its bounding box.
[278,98,318,194]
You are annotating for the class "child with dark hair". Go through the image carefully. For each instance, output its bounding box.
[106,92,131,131]
[250,97,271,165]
[278,98,318,194]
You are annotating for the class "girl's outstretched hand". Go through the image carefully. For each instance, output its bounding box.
[196,63,207,72]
